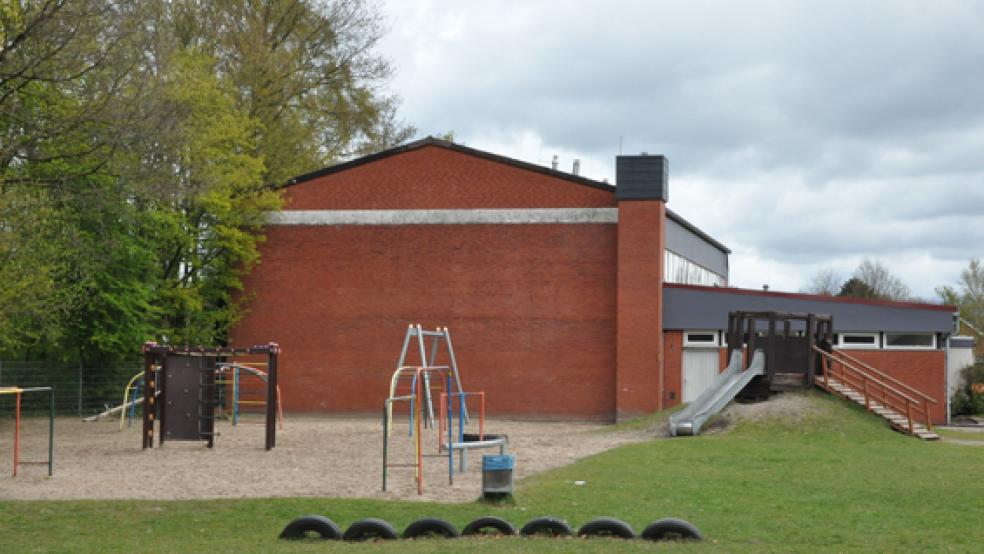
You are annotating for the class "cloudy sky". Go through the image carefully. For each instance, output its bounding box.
[378,0,984,300]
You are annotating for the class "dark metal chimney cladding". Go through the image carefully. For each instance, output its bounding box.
[615,154,668,201]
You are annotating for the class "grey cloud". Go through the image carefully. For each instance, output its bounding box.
[381,0,984,296]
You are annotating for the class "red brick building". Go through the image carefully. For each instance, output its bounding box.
[231,137,957,423]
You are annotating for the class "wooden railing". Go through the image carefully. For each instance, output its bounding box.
[812,346,935,433]
[831,349,938,408]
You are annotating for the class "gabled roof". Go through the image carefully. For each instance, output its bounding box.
[284,136,615,192]
[282,136,730,254]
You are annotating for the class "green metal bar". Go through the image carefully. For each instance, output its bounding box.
[48,387,54,476]
[382,402,389,491]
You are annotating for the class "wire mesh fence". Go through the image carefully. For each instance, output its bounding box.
[0,361,142,418]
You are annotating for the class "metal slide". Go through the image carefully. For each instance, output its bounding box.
[670,349,765,436]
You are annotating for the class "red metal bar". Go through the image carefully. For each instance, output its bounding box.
[13,391,21,477]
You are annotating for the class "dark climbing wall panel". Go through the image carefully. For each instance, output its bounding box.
[162,355,204,441]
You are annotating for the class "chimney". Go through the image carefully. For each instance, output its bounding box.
[614,152,669,419]
[615,154,668,201]
[572,159,581,176]
[551,155,559,170]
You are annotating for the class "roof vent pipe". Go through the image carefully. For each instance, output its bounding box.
[572,159,581,176]
[551,155,559,170]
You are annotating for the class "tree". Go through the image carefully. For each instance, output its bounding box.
[844,259,912,301]
[838,277,877,299]
[937,258,984,333]
[162,0,415,184]
[801,268,841,296]
[0,1,412,363]
[0,0,136,178]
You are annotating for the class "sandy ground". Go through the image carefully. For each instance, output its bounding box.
[0,414,656,502]
[2,393,917,502]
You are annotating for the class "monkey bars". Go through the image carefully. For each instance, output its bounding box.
[0,386,54,477]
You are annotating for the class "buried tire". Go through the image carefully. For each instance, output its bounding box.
[520,516,573,537]
[342,518,399,542]
[402,517,461,539]
[640,518,704,541]
[462,516,517,536]
[577,517,635,539]
[278,515,342,540]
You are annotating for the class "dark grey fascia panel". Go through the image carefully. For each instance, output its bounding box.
[663,286,956,333]
[949,336,975,348]
[615,155,668,201]
[665,217,729,278]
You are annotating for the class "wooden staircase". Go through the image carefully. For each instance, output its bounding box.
[813,347,939,441]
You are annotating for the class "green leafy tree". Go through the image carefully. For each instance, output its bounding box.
[0,1,410,364]
[937,258,984,334]
[163,0,415,184]
[132,49,277,345]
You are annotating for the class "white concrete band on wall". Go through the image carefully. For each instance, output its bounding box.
[267,208,619,225]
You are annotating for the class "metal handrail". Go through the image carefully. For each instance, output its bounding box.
[813,346,932,432]
[830,349,939,405]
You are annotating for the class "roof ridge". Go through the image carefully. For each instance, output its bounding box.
[283,136,615,192]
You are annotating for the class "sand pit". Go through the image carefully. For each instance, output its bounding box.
[0,415,656,502]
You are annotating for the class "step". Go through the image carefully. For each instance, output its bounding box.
[820,379,940,440]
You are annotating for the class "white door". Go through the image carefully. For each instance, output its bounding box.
[683,349,721,402]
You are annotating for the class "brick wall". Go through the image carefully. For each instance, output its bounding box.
[616,200,665,419]
[231,145,621,419]
[662,331,684,408]
[286,145,616,210]
[661,333,947,424]
[832,349,947,424]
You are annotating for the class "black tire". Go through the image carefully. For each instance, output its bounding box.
[520,516,573,537]
[278,515,342,540]
[342,518,399,542]
[462,516,517,536]
[577,517,635,539]
[640,518,703,541]
[402,517,461,539]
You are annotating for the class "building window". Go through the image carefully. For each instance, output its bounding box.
[837,332,879,349]
[665,250,726,287]
[884,333,936,350]
[684,330,720,347]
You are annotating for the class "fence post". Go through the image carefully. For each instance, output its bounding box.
[78,361,83,417]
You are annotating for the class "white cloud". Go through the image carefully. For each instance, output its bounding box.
[379,0,984,298]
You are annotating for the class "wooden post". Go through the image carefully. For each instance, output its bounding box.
[142,346,156,449]
[906,402,914,434]
[767,314,777,381]
[747,316,758,362]
[806,315,816,385]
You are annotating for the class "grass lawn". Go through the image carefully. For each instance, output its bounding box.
[936,427,984,442]
[2,391,982,552]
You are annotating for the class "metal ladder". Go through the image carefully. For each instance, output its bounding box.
[394,324,469,427]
